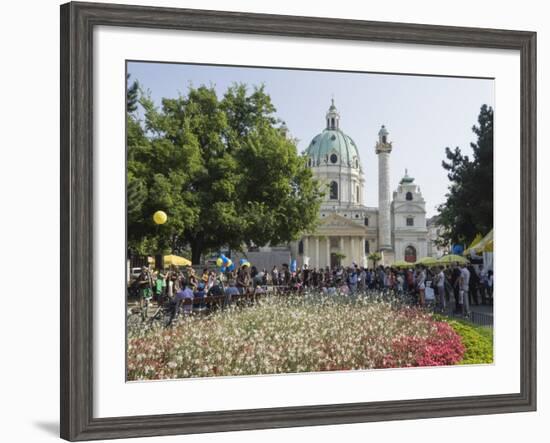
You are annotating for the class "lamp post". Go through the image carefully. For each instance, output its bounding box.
[153,210,167,270]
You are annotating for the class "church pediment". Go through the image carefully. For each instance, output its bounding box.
[393,202,425,213]
[316,212,367,233]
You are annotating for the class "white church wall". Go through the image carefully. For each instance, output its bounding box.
[312,165,362,206]
[394,236,428,261]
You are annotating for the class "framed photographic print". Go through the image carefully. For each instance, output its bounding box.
[60,1,536,441]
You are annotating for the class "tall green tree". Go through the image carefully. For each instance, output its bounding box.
[127,83,322,263]
[437,105,493,244]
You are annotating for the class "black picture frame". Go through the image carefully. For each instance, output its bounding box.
[60,2,537,441]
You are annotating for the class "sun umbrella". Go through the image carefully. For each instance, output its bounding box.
[438,254,469,265]
[463,229,493,256]
[163,254,192,267]
[463,232,483,256]
[415,256,439,266]
[392,260,412,268]
[474,229,493,253]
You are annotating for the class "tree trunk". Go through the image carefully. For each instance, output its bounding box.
[190,237,203,265]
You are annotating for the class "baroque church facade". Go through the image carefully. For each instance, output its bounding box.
[290,100,429,268]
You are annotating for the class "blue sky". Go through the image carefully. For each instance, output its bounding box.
[128,61,494,217]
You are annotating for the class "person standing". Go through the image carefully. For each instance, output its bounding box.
[236,262,251,295]
[468,264,480,306]
[436,266,446,312]
[137,266,153,319]
[281,263,290,288]
[271,266,279,288]
[201,267,209,287]
[187,267,198,291]
[486,270,494,305]
[359,267,367,292]
[348,267,358,294]
[302,264,311,288]
[478,264,488,304]
[406,268,414,294]
[459,263,471,316]
[416,265,426,306]
[377,266,386,292]
[154,270,166,307]
[451,263,462,313]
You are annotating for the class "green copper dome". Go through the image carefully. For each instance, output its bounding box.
[305,99,361,169]
[305,129,360,168]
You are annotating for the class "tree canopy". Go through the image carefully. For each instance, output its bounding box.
[437,104,493,244]
[127,79,323,263]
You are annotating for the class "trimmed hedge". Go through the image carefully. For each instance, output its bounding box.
[443,319,493,365]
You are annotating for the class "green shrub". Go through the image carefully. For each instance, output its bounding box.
[443,319,493,365]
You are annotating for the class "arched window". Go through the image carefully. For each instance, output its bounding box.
[404,245,417,262]
[382,135,387,143]
[406,191,413,201]
[364,240,370,254]
[364,217,369,226]
[356,186,360,203]
[330,181,338,200]
[298,240,304,255]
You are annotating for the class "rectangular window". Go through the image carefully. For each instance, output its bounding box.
[406,217,414,226]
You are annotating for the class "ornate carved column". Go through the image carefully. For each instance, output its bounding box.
[326,237,330,268]
[376,125,393,251]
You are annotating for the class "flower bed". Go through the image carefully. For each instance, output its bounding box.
[127,295,465,380]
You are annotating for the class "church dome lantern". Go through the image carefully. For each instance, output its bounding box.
[400,168,415,184]
[305,99,362,170]
[326,98,340,130]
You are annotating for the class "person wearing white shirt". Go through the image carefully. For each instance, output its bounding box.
[415,265,426,306]
[459,264,471,316]
[436,266,446,311]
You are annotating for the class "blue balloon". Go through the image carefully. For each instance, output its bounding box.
[227,263,235,271]
[452,244,464,255]
[220,266,226,272]
[239,258,247,266]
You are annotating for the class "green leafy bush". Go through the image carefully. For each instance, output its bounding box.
[444,319,493,365]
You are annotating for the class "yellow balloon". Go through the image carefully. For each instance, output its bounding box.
[153,210,167,225]
[216,257,223,267]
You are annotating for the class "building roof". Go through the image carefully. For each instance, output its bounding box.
[400,168,415,184]
[305,129,360,168]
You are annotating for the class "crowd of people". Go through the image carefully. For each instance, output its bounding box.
[132,259,493,322]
